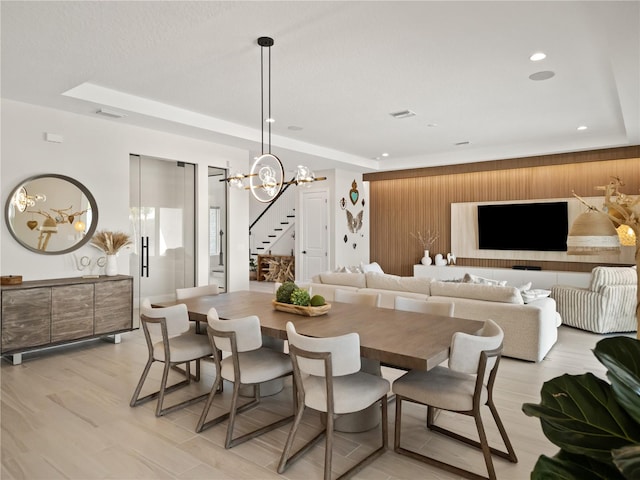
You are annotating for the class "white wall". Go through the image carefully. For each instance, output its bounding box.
[1,100,250,291]
[294,169,369,279]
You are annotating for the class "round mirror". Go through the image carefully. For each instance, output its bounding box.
[5,174,98,255]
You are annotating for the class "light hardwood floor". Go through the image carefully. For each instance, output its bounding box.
[0,286,624,480]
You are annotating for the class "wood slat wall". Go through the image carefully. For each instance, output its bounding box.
[366,147,639,276]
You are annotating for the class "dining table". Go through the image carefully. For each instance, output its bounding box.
[157,290,483,371]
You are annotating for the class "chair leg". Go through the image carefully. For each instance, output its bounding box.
[474,409,496,480]
[130,357,154,407]
[196,375,223,433]
[224,379,243,448]
[488,400,518,463]
[278,402,325,474]
[155,360,172,416]
[324,410,334,480]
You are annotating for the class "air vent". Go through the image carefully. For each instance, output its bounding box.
[389,110,416,119]
[96,108,127,118]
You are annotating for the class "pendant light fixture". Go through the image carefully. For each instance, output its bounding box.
[223,36,324,202]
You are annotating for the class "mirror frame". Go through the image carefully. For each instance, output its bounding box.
[5,174,99,255]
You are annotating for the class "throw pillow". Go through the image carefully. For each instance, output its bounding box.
[517,282,532,292]
[521,289,551,303]
[463,273,507,286]
[360,261,384,274]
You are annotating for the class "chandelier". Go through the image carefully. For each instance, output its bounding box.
[223,37,324,203]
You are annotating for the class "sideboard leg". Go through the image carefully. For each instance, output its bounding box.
[101,334,122,344]
[8,353,23,365]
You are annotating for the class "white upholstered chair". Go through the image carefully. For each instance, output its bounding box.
[334,288,381,307]
[394,296,455,316]
[176,283,219,300]
[551,266,637,333]
[278,322,389,480]
[130,302,213,416]
[196,308,294,448]
[393,319,517,480]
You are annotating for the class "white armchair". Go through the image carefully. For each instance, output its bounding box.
[551,266,637,334]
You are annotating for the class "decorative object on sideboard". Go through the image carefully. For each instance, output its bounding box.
[447,252,457,265]
[411,229,439,265]
[434,253,447,266]
[1,275,23,286]
[220,37,325,202]
[73,254,106,278]
[5,174,98,255]
[569,177,639,338]
[90,230,132,276]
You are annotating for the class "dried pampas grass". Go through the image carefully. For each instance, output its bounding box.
[90,230,132,255]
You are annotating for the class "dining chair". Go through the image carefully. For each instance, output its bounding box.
[334,289,381,307]
[196,308,294,449]
[394,296,455,316]
[278,321,389,480]
[130,303,213,416]
[176,282,220,300]
[392,319,517,480]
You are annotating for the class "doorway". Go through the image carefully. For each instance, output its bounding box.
[208,166,227,292]
[129,154,196,308]
[300,189,329,281]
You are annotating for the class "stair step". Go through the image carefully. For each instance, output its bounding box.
[280,222,289,225]
[268,235,276,238]
[286,215,295,218]
[256,247,265,250]
[262,241,270,244]
[274,228,283,231]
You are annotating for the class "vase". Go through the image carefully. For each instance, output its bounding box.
[421,250,432,265]
[105,254,118,276]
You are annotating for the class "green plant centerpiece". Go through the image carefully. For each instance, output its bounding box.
[273,282,329,316]
[522,336,640,479]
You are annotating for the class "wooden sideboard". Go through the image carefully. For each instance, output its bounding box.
[1,275,133,364]
[256,254,295,282]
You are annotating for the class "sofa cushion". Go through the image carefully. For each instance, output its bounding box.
[360,261,384,274]
[365,272,432,295]
[430,281,524,304]
[318,272,366,288]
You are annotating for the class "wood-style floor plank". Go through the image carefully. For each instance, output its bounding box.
[1,287,626,479]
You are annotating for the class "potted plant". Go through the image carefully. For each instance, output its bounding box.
[522,336,640,479]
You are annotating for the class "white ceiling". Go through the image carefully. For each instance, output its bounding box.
[2,1,639,174]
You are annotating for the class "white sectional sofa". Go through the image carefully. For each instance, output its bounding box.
[310,271,561,362]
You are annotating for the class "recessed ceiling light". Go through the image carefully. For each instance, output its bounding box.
[529,71,555,81]
[577,125,588,131]
[389,110,416,119]
[265,117,275,123]
[381,152,389,157]
[530,52,546,62]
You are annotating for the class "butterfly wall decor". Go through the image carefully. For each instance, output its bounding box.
[346,210,363,233]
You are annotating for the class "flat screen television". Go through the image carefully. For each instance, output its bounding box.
[477,201,568,251]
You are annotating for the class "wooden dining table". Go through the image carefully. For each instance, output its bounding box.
[158,290,483,371]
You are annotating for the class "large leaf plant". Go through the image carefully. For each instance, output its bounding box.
[522,336,640,479]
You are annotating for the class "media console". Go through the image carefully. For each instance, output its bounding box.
[413,265,591,289]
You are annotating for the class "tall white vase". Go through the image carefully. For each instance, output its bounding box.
[421,250,432,265]
[105,254,118,276]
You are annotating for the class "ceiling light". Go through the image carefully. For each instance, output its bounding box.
[577,125,588,131]
[96,108,127,118]
[529,71,555,81]
[221,37,324,202]
[381,153,389,157]
[530,52,546,61]
[455,141,470,146]
[390,110,416,119]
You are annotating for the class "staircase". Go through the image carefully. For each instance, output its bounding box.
[250,185,296,261]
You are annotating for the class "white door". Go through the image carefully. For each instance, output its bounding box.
[129,155,196,308]
[300,190,328,281]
